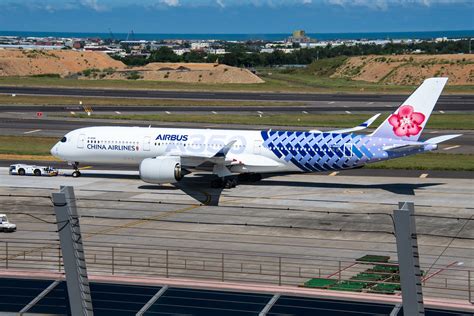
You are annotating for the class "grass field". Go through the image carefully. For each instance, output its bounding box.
[1,75,472,94]
[63,113,474,130]
[1,135,472,171]
[0,135,57,156]
[367,153,474,171]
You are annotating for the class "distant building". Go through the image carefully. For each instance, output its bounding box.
[207,48,226,55]
[173,48,191,56]
[191,42,210,50]
[288,30,312,43]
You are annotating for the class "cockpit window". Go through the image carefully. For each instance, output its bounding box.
[61,136,67,143]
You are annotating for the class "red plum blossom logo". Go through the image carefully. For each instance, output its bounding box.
[388,105,425,137]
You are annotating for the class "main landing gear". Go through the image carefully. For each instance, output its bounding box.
[210,173,262,189]
[71,162,81,178]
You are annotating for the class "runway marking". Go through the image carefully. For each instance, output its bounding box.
[329,172,339,176]
[70,111,76,115]
[212,111,218,114]
[439,110,445,114]
[419,173,429,178]
[443,145,460,151]
[345,111,351,114]
[367,102,374,105]
[328,101,335,104]
[115,111,121,114]
[23,129,42,134]
[165,111,171,114]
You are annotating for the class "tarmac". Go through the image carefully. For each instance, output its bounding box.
[0,167,472,303]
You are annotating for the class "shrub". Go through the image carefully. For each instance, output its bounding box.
[127,71,141,80]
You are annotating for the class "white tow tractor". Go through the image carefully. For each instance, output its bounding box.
[0,214,16,232]
[9,164,58,176]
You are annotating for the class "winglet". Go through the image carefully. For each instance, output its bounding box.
[213,140,237,158]
[315,113,381,134]
[361,113,381,128]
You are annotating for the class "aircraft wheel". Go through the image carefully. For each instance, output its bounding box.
[72,170,81,178]
[223,177,237,189]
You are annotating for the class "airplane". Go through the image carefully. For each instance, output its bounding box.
[50,77,460,189]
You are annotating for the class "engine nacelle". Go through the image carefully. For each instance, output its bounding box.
[139,156,183,184]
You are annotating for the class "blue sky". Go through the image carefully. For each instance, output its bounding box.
[0,0,472,33]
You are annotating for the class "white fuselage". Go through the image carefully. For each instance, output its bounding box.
[51,126,301,173]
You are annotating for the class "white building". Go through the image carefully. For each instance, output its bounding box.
[191,42,210,50]
[173,48,191,56]
[207,48,226,55]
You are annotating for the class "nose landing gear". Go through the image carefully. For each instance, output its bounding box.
[71,162,81,178]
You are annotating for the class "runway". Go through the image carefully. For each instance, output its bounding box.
[1,86,473,111]
[0,168,472,303]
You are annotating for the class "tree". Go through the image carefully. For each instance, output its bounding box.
[149,46,181,62]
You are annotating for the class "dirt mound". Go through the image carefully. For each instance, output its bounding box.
[0,50,264,84]
[332,54,474,85]
[106,62,264,84]
[0,49,123,77]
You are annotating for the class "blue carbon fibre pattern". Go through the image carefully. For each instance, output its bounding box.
[261,130,376,172]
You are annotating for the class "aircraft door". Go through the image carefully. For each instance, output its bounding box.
[77,134,85,148]
[143,136,151,151]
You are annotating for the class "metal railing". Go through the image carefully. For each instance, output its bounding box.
[1,240,472,302]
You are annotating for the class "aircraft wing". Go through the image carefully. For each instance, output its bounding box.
[309,113,381,134]
[166,140,282,177]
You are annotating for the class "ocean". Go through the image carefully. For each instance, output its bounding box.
[0,30,473,41]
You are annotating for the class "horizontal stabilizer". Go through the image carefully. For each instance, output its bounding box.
[383,144,424,153]
[383,134,461,153]
[423,134,462,144]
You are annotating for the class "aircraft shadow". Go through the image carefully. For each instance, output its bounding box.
[139,174,224,206]
[250,180,444,196]
[139,173,442,206]
[75,173,140,180]
[74,171,443,204]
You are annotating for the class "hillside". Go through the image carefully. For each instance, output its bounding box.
[103,62,264,84]
[332,54,474,85]
[0,49,264,84]
[0,49,123,77]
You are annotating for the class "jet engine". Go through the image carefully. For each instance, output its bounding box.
[139,156,183,184]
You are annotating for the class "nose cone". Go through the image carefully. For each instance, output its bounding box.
[50,143,59,157]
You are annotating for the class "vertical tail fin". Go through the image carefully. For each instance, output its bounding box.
[370,77,448,141]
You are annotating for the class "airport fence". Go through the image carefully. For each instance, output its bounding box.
[0,239,472,302]
[0,191,473,304]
